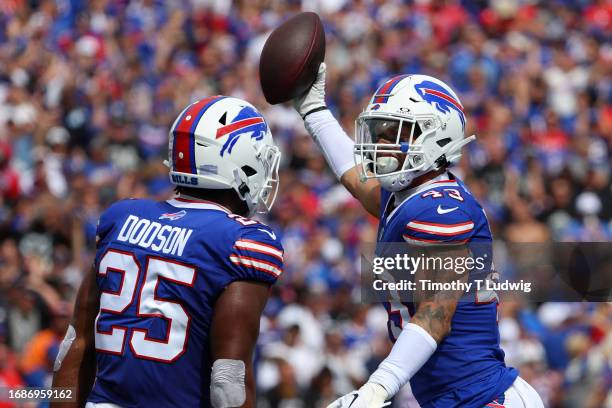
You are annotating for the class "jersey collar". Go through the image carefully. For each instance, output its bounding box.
[167,195,230,213]
[386,172,459,222]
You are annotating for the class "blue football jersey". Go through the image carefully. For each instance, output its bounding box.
[87,197,283,408]
[377,173,518,408]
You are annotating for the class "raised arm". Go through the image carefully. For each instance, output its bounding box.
[340,167,381,216]
[51,267,99,408]
[209,281,270,408]
[294,64,381,217]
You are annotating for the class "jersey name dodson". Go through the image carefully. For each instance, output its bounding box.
[117,215,193,256]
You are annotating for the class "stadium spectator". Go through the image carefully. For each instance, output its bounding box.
[0,0,609,406]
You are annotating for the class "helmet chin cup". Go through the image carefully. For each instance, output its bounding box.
[379,172,414,192]
[232,168,254,215]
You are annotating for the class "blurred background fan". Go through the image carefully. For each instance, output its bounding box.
[0,1,610,407]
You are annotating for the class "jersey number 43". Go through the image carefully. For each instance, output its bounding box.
[94,249,195,363]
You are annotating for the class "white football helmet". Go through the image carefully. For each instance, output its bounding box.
[166,95,281,215]
[355,75,475,191]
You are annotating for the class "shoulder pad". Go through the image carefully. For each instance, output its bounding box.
[225,215,283,283]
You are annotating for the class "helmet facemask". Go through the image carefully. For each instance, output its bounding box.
[254,143,281,214]
[354,75,477,192]
[355,112,441,191]
[236,142,281,216]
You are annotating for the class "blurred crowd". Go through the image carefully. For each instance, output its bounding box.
[0,0,610,407]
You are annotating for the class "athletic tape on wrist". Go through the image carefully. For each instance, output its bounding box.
[210,359,246,408]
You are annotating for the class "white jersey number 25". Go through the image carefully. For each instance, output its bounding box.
[94,249,196,362]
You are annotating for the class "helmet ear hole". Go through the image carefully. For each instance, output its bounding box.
[241,165,257,177]
[435,154,448,168]
[437,138,451,147]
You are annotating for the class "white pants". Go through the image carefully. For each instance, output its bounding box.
[487,377,544,408]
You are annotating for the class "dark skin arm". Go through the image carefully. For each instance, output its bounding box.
[51,267,99,408]
[209,281,271,408]
[339,166,448,219]
[340,166,381,218]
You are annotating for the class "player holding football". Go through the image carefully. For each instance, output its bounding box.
[294,66,545,408]
[52,96,283,407]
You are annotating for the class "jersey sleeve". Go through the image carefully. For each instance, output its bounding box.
[402,206,475,245]
[226,224,284,285]
[96,211,112,246]
[95,199,134,246]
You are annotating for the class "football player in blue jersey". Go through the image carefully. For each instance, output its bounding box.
[52,96,283,408]
[293,65,545,408]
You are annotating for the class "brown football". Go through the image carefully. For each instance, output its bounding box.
[259,12,325,105]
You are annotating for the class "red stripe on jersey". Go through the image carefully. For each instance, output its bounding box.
[430,179,458,184]
[403,234,468,244]
[230,255,282,277]
[408,220,473,229]
[406,220,474,236]
[232,254,281,270]
[175,197,219,205]
[234,239,283,262]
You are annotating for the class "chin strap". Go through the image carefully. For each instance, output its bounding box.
[233,168,259,216]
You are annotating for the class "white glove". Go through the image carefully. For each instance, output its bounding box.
[327,383,390,408]
[293,62,327,118]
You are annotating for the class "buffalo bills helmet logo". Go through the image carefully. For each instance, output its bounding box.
[414,81,465,129]
[216,106,267,157]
